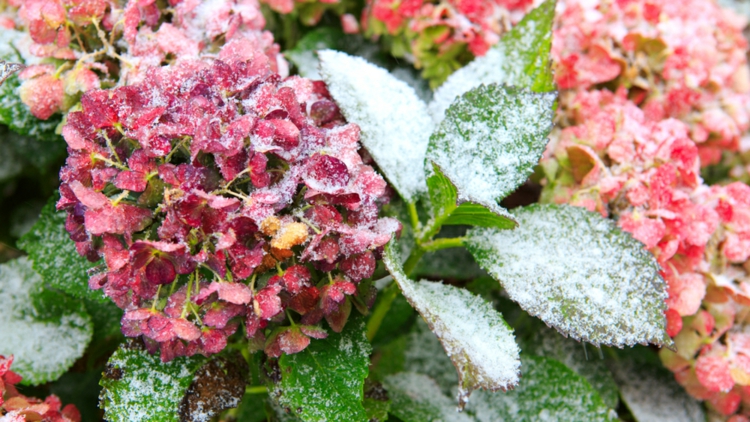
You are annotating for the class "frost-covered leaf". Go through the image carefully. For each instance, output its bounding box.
[383,373,474,422]
[429,0,556,122]
[0,257,93,385]
[466,204,672,348]
[179,354,248,421]
[524,327,619,409]
[99,344,207,422]
[383,240,520,409]
[0,30,61,141]
[609,355,704,422]
[18,195,106,303]
[272,316,371,422]
[0,59,23,86]
[426,84,554,218]
[466,355,615,422]
[319,50,434,203]
[426,163,516,230]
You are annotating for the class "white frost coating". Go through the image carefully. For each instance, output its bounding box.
[429,6,549,122]
[383,373,475,422]
[101,347,202,422]
[318,50,434,202]
[383,241,520,409]
[466,204,672,348]
[0,257,92,385]
[427,85,555,209]
[610,360,705,422]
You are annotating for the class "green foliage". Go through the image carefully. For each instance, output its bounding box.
[426,84,555,220]
[18,195,107,303]
[429,0,557,121]
[466,204,672,348]
[465,355,615,422]
[99,345,207,422]
[383,240,520,408]
[271,316,371,422]
[384,373,474,422]
[0,257,93,385]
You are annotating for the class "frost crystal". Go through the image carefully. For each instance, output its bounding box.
[384,241,520,409]
[0,257,92,385]
[467,204,672,348]
[319,50,434,203]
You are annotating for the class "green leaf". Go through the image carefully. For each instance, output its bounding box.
[0,257,93,385]
[429,0,557,121]
[465,355,615,422]
[319,50,434,203]
[523,327,619,409]
[18,195,107,303]
[609,350,705,422]
[425,84,554,222]
[383,240,520,409]
[426,163,517,231]
[0,31,61,141]
[363,381,390,422]
[383,373,474,422]
[466,204,673,348]
[99,344,207,422]
[272,316,371,422]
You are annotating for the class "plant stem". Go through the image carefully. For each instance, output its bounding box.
[407,201,420,231]
[402,247,425,276]
[245,386,268,394]
[421,236,466,252]
[366,281,400,341]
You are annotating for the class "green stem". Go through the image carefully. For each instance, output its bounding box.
[245,386,268,394]
[421,237,466,252]
[402,247,425,276]
[366,281,401,342]
[407,201,420,231]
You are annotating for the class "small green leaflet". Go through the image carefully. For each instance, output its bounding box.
[466,355,615,422]
[466,204,673,348]
[429,0,557,121]
[0,257,93,385]
[271,316,371,422]
[523,326,619,409]
[383,240,520,409]
[100,345,207,422]
[18,195,107,303]
[425,163,516,235]
[383,373,474,422]
[318,50,434,203]
[425,84,554,221]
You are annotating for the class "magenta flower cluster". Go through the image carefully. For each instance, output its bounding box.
[57,44,399,362]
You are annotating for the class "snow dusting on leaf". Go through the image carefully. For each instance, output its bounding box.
[100,345,207,422]
[319,49,434,203]
[0,257,92,385]
[383,373,475,422]
[426,84,555,212]
[610,357,705,422]
[466,204,672,348]
[18,196,106,303]
[271,316,370,422]
[383,240,520,409]
[429,0,556,122]
[466,355,615,422]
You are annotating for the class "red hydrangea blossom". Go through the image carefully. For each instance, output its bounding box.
[57,44,399,361]
[0,355,80,422]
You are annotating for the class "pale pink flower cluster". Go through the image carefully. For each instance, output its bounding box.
[544,0,750,418]
[553,0,750,165]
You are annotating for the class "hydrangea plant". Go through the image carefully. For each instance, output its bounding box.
[1,0,748,421]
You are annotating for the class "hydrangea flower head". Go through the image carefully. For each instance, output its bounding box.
[57,43,399,361]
